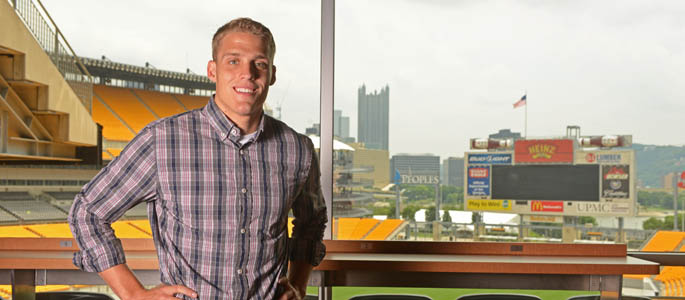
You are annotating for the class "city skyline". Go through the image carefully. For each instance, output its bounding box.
[40,0,685,159]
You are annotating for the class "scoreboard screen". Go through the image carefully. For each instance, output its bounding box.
[465,147,635,216]
[491,165,599,201]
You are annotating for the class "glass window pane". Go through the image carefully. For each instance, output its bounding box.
[333,1,684,250]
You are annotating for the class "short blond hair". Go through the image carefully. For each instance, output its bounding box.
[212,18,276,62]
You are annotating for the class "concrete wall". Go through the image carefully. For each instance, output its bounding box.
[0,1,97,146]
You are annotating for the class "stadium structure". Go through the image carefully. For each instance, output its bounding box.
[0,0,683,299]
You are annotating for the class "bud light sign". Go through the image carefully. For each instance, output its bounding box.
[468,166,491,196]
[468,153,512,165]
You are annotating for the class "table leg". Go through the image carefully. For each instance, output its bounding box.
[318,286,332,300]
[12,269,36,300]
[599,275,622,300]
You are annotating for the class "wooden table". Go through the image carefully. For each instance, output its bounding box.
[0,238,660,300]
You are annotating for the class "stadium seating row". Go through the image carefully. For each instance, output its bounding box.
[92,85,209,155]
[0,218,404,241]
[0,192,148,224]
[635,231,685,296]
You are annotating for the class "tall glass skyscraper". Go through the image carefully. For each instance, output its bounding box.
[357,84,389,150]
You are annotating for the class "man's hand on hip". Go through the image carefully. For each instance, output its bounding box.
[126,284,198,300]
[277,277,303,300]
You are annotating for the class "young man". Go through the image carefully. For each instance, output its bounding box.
[69,18,327,300]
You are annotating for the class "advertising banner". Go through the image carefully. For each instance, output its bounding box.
[524,215,563,223]
[530,200,564,212]
[467,199,512,211]
[576,150,632,165]
[467,153,512,165]
[467,166,490,196]
[515,139,574,163]
[602,165,630,198]
[575,202,631,215]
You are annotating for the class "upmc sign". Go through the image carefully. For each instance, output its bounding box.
[515,139,574,163]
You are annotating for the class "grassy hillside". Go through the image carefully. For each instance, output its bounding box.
[633,144,685,188]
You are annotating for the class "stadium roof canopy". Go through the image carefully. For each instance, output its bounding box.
[79,56,215,92]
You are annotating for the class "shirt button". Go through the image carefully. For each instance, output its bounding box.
[239,149,244,155]
[240,228,246,234]
[237,269,243,274]
[231,129,238,136]
[241,188,247,193]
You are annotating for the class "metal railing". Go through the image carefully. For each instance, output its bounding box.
[8,0,93,114]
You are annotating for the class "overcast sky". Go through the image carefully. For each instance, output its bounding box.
[41,0,685,158]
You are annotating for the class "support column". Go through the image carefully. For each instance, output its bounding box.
[562,216,577,243]
[12,269,36,300]
[0,110,8,153]
[319,0,335,240]
[617,217,625,243]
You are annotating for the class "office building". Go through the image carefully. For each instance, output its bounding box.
[390,154,440,180]
[442,157,464,187]
[358,84,389,150]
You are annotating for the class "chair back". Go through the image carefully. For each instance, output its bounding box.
[456,294,542,300]
[349,294,433,300]
[36,292,115,300]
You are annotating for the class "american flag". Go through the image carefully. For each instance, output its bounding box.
[513,94,527,109]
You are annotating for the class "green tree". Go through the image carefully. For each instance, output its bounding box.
[401,204,421,221]
[442,210,452,223]
[403,185,434,202]
[642,213,685,230]
[385,202,397,219]
[642,217,666,230]
[426,206,437,222]
[441,185,463,205]
[578,216,597,226]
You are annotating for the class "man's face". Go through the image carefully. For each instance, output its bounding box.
[207,31,276,122]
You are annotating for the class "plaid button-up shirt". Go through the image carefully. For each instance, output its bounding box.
[69,97,327,300]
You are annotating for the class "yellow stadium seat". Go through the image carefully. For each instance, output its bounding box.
[364,219,404,240]
[0,285,11,298]
[25,223,73,238]
[175,94,209,110]
[641,231,685,252]
[350,219,379,240]
[102,151,113,160]
[127,219,153,235]
[336,218,361,240]
[92,94,135,141]
[135,90,188,118]
[111,221,152,238]
[94,85,158,133]
[0,225,41,237]
[106,148,122,157]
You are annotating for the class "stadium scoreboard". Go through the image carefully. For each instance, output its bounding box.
[464,138,635,217]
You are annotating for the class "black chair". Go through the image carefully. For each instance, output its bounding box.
[349,294,433,300]
[36,292,115,300]
[456,294,541,300]
[567,296,649,300]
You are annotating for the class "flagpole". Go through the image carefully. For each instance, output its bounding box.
[524,90,527,138]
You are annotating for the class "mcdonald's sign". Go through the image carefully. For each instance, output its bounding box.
[530,201,564,212]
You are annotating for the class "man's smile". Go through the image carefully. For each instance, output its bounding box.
[234,87,257,94]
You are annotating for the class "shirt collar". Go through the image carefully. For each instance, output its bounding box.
[203,95,266,143]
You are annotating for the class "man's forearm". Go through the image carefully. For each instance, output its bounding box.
[98,264,146,300]
[288,260,314,296]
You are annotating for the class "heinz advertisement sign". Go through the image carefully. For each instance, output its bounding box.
[515,139,574,163]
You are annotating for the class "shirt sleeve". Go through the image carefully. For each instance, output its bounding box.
[68,126,157,272]
[289,138,328,266]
